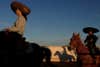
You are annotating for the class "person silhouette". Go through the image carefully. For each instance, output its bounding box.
[83,27,99,63]
[5,1,31,36]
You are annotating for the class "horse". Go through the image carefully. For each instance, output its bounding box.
[69,33,100,67]
[47,46,77,62]
[0,30,41,67]
[0,30,54,67]
[54,46,77,62]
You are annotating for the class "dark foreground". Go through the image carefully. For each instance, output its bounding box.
[41,62,78,67]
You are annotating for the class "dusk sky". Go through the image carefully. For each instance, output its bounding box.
[0,0,100,46]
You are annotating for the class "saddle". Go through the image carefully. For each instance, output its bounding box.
[86,46,100,55]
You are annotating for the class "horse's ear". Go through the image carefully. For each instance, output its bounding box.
[77,33,80,37]
[73,32,76,36]
[73,32,79,36]
[78,33,80,35]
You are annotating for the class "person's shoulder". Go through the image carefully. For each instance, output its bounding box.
[93,34,97,37]
[93,34,98,38]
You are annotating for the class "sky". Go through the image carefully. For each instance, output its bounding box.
[0,0,100,46]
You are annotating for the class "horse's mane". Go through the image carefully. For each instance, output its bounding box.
[0,31,22,40]
[0,31,24,49]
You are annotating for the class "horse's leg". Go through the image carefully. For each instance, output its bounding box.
[96,56,100,67]
[45,49,57,67]
[32,47,42,67]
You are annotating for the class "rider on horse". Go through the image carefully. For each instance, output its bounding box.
[83,27,99,62]
[5,1,31,36]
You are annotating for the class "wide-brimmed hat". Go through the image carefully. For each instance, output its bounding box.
[10,1,31,16]
[83,27,99,33]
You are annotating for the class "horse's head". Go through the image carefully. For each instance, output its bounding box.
[54,51,61,56]
[69,32,82,49]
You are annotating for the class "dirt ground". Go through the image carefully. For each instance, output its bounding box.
[41,62,78,67]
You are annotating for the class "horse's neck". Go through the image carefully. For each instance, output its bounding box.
[76,41,89,54]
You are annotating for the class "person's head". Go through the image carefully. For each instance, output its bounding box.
[15,8,27,20]
[15,8,22,16]
[88,31,94,35]
[11,1,31,20]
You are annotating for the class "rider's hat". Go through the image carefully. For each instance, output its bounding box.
[83,27,99,33]
[10,1,31,16]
